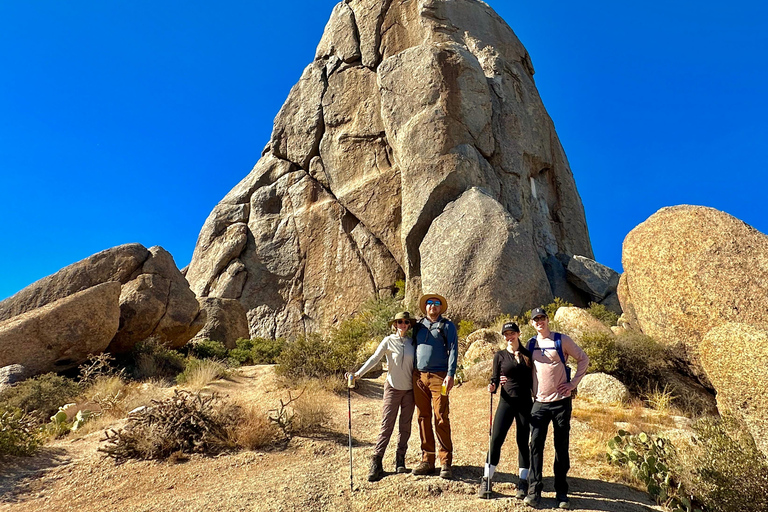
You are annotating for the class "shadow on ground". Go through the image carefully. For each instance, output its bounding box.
[0,447,70,503]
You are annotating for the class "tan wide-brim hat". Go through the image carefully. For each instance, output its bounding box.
[389,311,416,328]
[419,293,448,316]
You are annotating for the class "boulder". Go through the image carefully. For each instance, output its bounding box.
[193,297,250,349]
[553,306,613,343]
[577,373,628,404]
[420,188,553,323]
[462,358,492,383]
[566,255,620,301]
[0,282,121,375]
[0,364,28,391]
[186,0,594,336]
[701,322,768,457]
[0,243,148,322]
[108,247,205,353]
[463,328,503,365]
[620,205,768,377]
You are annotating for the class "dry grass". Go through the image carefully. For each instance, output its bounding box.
[644,384,676,413]
[291,388,332,435]
[177,359,229,392]
[228,401,279,450]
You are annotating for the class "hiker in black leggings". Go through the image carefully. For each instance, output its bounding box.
[478,322,533,500]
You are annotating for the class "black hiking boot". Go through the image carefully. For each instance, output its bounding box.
[477,476,492,499]
[395,454,408,473]
[516,479,528,500]
[367,455,383,482]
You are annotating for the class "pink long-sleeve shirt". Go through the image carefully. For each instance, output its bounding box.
[530,331,589,403]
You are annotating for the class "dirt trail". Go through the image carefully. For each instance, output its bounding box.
[0,367,662,511]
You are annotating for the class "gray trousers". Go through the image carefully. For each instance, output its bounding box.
[374,382,415,458]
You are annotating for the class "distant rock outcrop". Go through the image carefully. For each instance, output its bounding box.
[620,205,768,382]
[193,297,250,349]
[0,282,121,375]
[701,322,768,458]
[186,0,594,338]
[0,244,204,376]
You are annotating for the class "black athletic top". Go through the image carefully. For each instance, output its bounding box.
[490,347,533,401]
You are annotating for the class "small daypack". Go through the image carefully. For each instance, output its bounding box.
[527,332,572,383]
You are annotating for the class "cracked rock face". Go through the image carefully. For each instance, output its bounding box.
[0,244,204,375]
[187,0,593,338]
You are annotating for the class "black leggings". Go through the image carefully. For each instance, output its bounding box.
[487,395,532,469]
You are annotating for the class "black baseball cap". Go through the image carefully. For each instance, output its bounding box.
[531,308,547,319]
[501,322,520,334]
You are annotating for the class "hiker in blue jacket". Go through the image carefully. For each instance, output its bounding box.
[411,293,458,479]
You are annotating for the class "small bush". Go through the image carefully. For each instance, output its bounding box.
[78,353,120,384]
[0,373,82,424]
[611,332,668,395]
[644,384,676,412]
[276,333,369,380]
[0,406,44,456]
[456,319,475,340]
[542,297,574,320]
[100,390,237,461]
[578,331,620,374]
[190,339,228,360]
[679,414,768,512]
[587,302,620,327]
[130,338,186,381]
[175,358,228,390]
[291,389,332,435]
[229,337,286,365]
[229,403,279,450]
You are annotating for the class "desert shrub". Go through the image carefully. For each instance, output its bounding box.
[393,279,406,300]
[175,358,228,390]
[359,295,405,338]
[229,403,279,449]
[0,406,44,456]
[130,338,186,381]
[0,373,81,424]
[678,414,768,512]
[587,302,620,327]
[78,353,121,384]
[542,297,574,320]
[644,384,676,412]
[229,337,286,365]
[100,390,237,461]
[611,332,668,395]
[190,339,228,360]
[276,333,368,380]
[457,319,476,340]
[267,388,331,440]
[578,331,620,374]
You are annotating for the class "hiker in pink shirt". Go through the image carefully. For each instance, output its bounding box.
[523,308,588,510]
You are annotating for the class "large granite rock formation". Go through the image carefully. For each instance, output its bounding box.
[701,323,768,458]
[0,282,121,375]
[0,244,204,374]
[620,205,768,381]
[193,297,250,349]
[186,0,593,338]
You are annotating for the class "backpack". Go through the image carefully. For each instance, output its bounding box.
[416,318,451,357]
[527,333,575,394]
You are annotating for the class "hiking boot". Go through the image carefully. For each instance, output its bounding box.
[367,455,383,482]
[477,476,492,499]
[523,493,541,508]
[515,479,528,500]
[439,464,453,479]
[557,495,570,509]
[395,454,408,474]
[412,461,435,476]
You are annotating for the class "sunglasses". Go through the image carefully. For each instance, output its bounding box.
[532,315,547,322]
[425,299,442,306]
[396,319,411,325]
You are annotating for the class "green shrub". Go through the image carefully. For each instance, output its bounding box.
[680,414,768,512]
[0,373,81,424]
[457,319,476,340]
[190,339,228,360]
[250,337,285,364]
[611,332,668,394]
[578,331,620,374]
[276,333,369,380]
[587,302,620,327]
[0,406,44,456]
[130,338,186,381]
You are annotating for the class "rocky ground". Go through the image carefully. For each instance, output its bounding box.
[0,366,663,512]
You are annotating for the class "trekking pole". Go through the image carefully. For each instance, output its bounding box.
[488,390,494,469]
[347,372,354,492]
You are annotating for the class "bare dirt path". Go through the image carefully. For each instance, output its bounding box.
[0,367,662,512]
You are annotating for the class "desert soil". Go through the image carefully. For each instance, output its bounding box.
[0,366,662,512]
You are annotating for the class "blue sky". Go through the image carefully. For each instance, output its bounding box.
[1,1,766,301]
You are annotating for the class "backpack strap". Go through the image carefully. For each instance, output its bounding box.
[529,333,571,382]
[527,336,536,354]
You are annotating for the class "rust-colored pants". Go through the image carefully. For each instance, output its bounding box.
[413,370,452,465]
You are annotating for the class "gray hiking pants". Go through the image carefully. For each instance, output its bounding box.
[374,382,415,459]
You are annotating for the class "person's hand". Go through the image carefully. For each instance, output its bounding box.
[444,375,455,393]
[345,372,358,382]
[557,381,574,395]
[488,383,496,393]
[499,375,508,386]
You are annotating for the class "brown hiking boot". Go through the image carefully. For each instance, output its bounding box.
[412,461,435,476]
[439,464,453,479]
[367,455,383,482]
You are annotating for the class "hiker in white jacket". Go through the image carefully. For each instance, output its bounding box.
[349,311,416,481]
